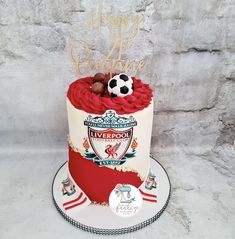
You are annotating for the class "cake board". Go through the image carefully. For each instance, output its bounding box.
[52,155,171,235]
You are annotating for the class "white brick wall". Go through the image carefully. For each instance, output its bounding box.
[0,0,234,152]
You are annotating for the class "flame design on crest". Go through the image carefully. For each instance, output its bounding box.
[131,137,138,150]
[83,137,90,150]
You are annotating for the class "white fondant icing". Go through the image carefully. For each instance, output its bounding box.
[66,97,153,180]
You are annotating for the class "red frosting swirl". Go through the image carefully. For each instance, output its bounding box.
[67,76,153,115]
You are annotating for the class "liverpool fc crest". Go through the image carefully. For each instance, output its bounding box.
[83,110,137,166]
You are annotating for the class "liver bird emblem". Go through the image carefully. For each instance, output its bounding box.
[105,142,121,159]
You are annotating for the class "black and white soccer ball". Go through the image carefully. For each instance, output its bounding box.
[107,73,133,97]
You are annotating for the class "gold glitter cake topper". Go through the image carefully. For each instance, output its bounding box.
[68,0,144,76]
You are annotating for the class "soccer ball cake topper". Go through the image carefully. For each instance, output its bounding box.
[108,73,133,98]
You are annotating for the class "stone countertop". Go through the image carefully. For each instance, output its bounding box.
[1,146,234,239]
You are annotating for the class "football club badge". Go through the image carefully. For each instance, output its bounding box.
[83,110,137,166]
[145,172,157,190]
[61,176,76,196]
[61,174,91,212]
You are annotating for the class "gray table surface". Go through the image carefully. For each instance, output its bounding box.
[0,144,234,239]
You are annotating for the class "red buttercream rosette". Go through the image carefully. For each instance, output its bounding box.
[67,76,153,115]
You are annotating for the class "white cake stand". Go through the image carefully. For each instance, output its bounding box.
[52,155,171,235]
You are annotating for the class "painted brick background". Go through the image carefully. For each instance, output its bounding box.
[0,0,234,156]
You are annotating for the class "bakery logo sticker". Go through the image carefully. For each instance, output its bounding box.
[109,184,143,217]
[83,110,137,166]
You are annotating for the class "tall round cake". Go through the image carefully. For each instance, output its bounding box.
[66,73,153,204]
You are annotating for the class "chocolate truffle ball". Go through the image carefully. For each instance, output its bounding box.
[91,82,105,95]
[103,75,111,86]
[93,73,105,82]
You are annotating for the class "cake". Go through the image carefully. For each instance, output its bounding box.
[66,73,153,204]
